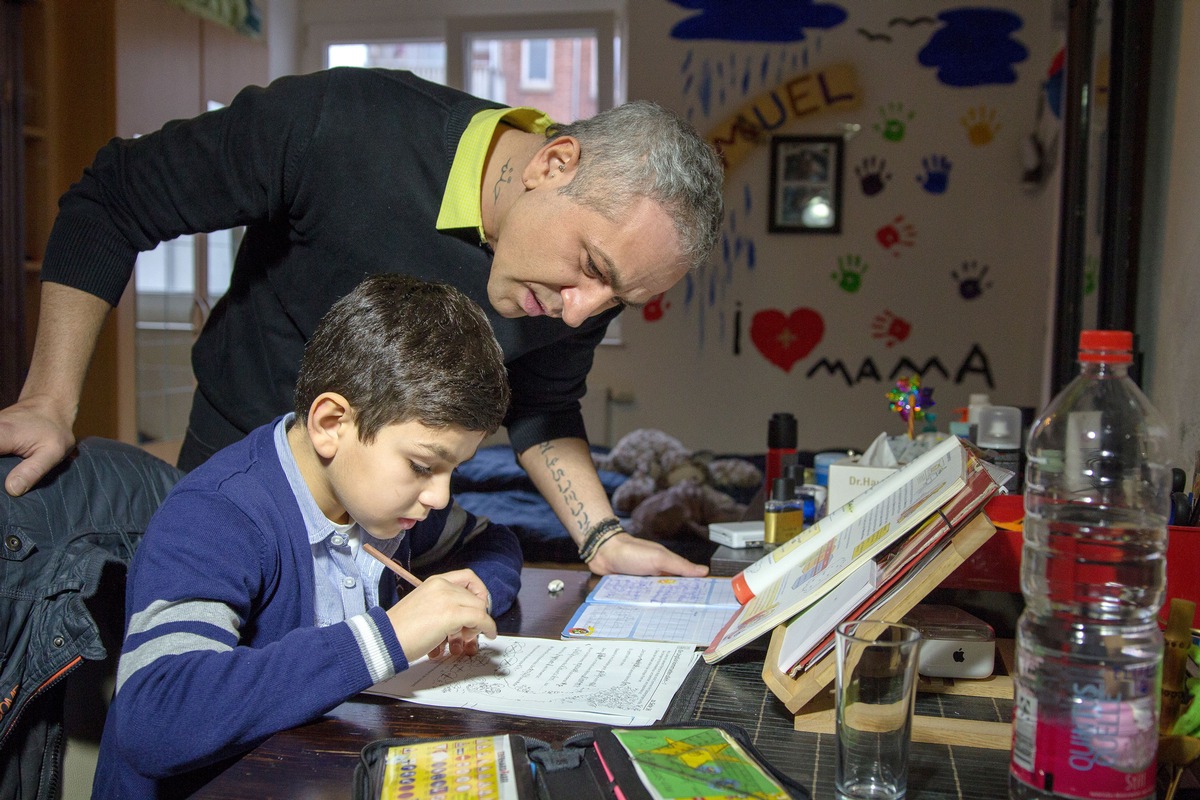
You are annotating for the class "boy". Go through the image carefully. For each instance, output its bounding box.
[91,275,521,798]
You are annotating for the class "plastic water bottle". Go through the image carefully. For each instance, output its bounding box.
[1009,331,1169,800]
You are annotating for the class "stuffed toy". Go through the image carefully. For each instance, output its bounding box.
[594,429,762,539]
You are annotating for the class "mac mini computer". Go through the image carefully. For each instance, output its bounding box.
[902,604,996,679]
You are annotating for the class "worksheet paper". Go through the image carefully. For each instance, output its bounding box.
[364,635,699,726]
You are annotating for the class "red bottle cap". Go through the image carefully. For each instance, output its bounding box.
[1078,330,1133,364]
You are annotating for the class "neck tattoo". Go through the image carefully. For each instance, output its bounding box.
[485,158,514,254]
[493,159,514,206]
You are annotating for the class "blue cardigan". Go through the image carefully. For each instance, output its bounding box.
[91,421,522,799]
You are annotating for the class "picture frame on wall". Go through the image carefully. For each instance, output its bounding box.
[768,135,844,234]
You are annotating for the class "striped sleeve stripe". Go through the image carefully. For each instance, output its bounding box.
[127,598,241,639]
[347,613,392,684]
[115,633,232,694]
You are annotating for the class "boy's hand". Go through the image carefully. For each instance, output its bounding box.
[386,571,496,662]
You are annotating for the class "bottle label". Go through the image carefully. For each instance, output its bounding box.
[1010,680,1157,799]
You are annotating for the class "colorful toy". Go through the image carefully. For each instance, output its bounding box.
[886,376,936,439]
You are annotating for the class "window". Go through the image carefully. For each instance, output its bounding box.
[133,228,240,447]
[326,40,447,85]
[519,39,554,91]
[447,13,620,122]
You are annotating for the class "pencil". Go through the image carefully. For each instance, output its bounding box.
[363,542,423,589]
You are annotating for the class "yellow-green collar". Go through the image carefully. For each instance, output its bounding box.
[436,107,554,245]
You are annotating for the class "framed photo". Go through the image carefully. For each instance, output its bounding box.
[768,135,844,234]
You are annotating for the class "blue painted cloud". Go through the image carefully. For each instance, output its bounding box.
[918,7,1029,87]
[669,0,847,43]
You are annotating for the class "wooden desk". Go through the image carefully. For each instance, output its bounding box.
[193,567,1013,799]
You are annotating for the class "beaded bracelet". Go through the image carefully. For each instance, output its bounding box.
[579,517,625,563]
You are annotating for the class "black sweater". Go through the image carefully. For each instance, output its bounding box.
[42,68,618,452]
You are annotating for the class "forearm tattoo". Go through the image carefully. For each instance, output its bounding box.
[537,441,590,536]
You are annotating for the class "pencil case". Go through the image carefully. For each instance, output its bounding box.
[354,720,810,800]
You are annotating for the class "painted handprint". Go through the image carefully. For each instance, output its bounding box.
[832,254,868,293]
[642,293,668,321]
[950,261,993,300]
[855,156,892,197]
[873,102,915,143]
[961,105,1001,147]
[871,310,912,348]
[876,215,917,256]
[916,154,952,195]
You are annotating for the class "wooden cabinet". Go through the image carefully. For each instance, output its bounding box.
[10,0,266,448]
[12,0,124,439]
[1,1,27,407]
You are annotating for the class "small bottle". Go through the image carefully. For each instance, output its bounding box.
[967,392,992,426]
[1009,331,1168,800]
[785,464,828,523]
[765,412,798,498]
[763,477,805,547]
[977,405,1023,492]
[813,450,847,488]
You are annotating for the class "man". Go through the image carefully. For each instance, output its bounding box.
[0,68,724,577]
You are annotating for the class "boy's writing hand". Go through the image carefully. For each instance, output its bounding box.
[386,573,496,663]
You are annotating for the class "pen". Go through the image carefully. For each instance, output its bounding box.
[362,542,423,589]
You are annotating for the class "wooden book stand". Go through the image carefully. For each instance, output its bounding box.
[761,513,1017,750]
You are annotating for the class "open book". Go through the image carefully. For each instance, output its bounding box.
[561,575,741,646]
[771,452,1000,675]
[704,435,997,663]
[557,436,1000,664]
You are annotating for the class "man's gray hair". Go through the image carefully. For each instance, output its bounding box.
[550,101,724,271]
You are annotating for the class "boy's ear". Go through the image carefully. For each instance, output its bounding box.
[523,135,578,188]
[306,392,353,459]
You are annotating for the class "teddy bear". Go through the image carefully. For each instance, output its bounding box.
[593,428,762,539]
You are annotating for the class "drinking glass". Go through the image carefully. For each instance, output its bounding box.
[834,619,922,800]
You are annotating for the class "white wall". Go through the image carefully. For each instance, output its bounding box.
[589,1,1062,453]
[283,1,1197,464]
[1142,0,1200,472]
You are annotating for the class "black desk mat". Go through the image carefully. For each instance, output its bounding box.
[667,652,1014,800]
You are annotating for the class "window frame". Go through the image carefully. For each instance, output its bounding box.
[445,12,619,111]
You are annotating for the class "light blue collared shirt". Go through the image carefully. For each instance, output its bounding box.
[273,415,403,628]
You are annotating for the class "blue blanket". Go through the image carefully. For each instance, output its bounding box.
[452,445,627,562]
[452,445,768,564]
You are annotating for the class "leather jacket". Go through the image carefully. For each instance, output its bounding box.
[0,439,180,800]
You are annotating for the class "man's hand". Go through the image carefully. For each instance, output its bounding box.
[0,396,76,496]
[386,571,496,661]
[2,282,110,496]
[586,532,709,578]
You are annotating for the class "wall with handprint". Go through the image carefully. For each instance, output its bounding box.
[586,0,1063,454]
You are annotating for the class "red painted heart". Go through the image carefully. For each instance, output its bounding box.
[750,308,825,372]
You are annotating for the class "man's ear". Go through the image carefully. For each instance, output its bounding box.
[306,392,353,460]
[523,135,579,187]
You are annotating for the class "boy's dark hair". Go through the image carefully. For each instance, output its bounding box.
[294,275,510,442]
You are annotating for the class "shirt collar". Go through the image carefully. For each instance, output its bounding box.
[435,107,554,245]
[273,414,399,557]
